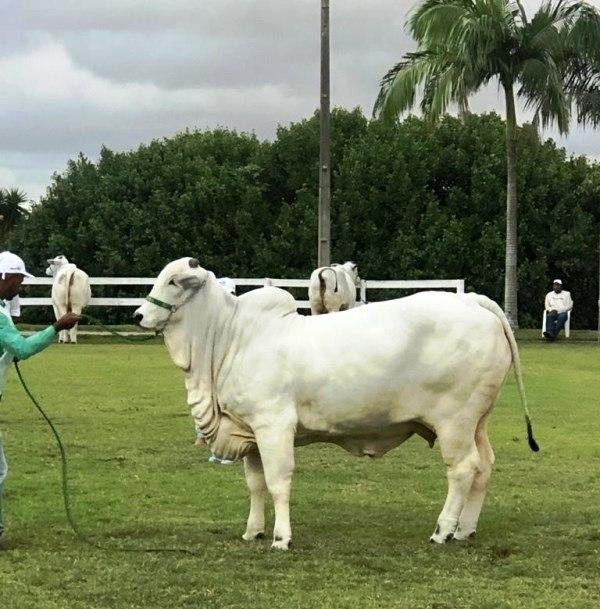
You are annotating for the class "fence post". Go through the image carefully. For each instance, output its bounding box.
[360,280,367,304]
[457,279,465,294]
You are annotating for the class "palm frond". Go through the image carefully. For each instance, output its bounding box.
[511,0,528,25]
[564,57,600,126]
[373,54,431,121]
[523,7,564,56]
[561,2,600,126]
[375,0,600,133]
[574,89,600,126]
[564,2,600,58]
[408,0,469,43]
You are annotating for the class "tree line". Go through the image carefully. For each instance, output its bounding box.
[6,110,600,328]
[374,0,600,327]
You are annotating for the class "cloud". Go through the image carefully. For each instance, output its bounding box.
[0,40,312,150]
[0,0,598,202]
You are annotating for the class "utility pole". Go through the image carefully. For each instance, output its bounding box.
[597,234,600,343]
[318,0,331,267]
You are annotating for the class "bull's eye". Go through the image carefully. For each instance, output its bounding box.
[169,279,177,287]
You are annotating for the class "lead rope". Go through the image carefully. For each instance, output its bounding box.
[79,313,159,342]
[77,292,182,341]
[14,361,202,556]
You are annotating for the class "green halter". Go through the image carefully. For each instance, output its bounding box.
[145,296,176,312]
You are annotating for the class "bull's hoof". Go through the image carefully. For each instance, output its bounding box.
[429,526,455,544]
[271,537,292,550]
[429,534,452,544]
[242,531,265,542]
[453,527,476,541]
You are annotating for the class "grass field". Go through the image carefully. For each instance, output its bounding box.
[0,340,599,609]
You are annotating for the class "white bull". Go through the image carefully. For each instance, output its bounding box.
[46,255,91,343]
[134,258,538,550]
[308,261,359,314]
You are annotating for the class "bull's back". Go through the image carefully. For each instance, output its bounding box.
[287,291,511,431]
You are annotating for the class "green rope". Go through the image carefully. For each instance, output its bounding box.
[79,313,158,342]
[14,360,201,556]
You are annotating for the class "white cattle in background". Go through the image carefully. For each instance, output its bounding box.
[217,277,236,295]
[134,258,539,550]
[308,261,360,315]
[46,255,91,343]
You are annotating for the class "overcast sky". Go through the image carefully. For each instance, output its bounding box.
[1,0,598,202]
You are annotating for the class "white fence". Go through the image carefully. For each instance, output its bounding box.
[20,277,465,311]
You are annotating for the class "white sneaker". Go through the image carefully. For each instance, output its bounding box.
[208,454,235,465]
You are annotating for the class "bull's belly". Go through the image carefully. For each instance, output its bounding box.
[294,420,436,457]
[294,396,437,457]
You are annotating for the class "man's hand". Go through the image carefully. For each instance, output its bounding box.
[54,313,81,331]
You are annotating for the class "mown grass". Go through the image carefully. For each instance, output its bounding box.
[0,340,599,609]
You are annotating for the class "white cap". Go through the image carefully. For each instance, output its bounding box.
[0,251,34,278]
[553,278,562,285]
[217,277,236,295]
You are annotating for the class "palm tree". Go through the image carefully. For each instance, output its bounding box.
[374,0,600,327]
[0,188,30,244]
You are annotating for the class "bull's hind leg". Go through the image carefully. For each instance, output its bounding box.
[454,418,495,540]
[242,450,267,541]
[53,304,68,343]
[430,426,481,544]
[68,306,82,343]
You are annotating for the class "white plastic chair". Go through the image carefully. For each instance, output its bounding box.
[542,310,571,338]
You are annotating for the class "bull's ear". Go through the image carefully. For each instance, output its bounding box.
[179,273,204,290]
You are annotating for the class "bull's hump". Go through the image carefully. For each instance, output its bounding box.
[239,287,297,317]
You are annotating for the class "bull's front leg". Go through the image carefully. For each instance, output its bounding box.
[242,450,267,541]
[254,425,295,550]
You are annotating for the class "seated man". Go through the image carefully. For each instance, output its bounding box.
[543,279,573,341]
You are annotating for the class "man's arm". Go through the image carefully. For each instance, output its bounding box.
[544,293,552,311]
[566,292,573,311]
[0,314,57,360]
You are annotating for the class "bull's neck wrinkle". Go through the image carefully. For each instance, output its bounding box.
[163,278,237,400]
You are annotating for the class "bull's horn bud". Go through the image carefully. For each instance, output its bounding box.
[189,258,199,268]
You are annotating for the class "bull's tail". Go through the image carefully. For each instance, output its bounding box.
[318,267,338,311]
[63,266,77,313]
[471,294,539,452]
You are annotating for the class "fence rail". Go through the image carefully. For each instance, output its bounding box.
[19,277,465,310]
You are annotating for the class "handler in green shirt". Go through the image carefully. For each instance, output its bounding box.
[0,251,79,543]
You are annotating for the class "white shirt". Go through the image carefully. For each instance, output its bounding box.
[545,290,573,314]
[7,296,20,317]
[0,302,14,395]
